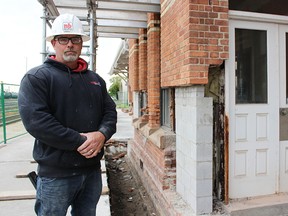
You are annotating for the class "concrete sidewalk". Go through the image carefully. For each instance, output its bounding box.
[0,109,133,216]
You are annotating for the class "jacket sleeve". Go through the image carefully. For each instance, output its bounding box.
[97,76,117,141]
[18,72,86,151]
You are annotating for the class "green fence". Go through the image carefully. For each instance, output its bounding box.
[0,82,27,144]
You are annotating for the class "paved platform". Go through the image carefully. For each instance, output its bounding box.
[0,109,134,216]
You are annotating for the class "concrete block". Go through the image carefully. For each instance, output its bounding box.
[148,127,176,149]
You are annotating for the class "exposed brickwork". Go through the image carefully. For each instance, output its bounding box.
[139,29,148,91]
[161,0,229,87]
[129,39,139,92]
[127,0,229,214]
[147,13,161,128]
[131,129,176,191]
[128,129,178,215]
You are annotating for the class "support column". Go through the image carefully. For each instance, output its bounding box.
[41,6,47,63]
[129,39,140,118]
[89,11,96,71]
[175,86,213,214]
[139,28,147,91]
[147,13,161,128]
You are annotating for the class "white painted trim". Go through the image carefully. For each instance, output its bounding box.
[224,60,230,114]
[229,10,288,24]
[279,25,288,108]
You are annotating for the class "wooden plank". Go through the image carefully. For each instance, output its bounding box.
[0,190,36,201]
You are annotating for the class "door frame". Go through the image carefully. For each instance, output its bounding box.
[279,25,288,192]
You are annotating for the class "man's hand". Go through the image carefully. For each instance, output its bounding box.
[77,131,105,158]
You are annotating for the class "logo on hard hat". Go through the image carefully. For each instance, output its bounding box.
[63,22,73,32]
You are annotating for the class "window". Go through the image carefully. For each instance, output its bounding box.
[140,91,147,116]
[161,88,175,130]
[235,29,267,104]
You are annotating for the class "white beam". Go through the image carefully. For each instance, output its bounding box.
[97,19,147,28]
[97,26,139,34]
[99,0,160,3]
[95,10,147,21]
[97,1,160,13]
[98,32,138,39]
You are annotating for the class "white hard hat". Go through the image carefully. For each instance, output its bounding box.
[46,14,90,42]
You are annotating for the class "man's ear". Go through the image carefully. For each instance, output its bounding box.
[51,40,56,47]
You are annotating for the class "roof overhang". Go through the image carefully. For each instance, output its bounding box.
[109,39,129,82]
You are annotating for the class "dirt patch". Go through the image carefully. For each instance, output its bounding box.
[105,140,159,216]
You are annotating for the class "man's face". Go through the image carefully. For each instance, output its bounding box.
[51,34,83,64]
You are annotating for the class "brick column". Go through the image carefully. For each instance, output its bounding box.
[129,39,139,92]
[139,29,147,91]
[147,13,161,128]
[129,39,140,117]
[161,0,229,87]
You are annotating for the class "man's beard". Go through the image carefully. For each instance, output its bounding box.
[63,52,79,62]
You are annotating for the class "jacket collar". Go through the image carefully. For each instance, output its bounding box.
[46,56,88,73]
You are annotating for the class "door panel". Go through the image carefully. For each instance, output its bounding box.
[229,20,279,198]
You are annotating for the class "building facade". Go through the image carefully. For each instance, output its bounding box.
[126,0,288,215]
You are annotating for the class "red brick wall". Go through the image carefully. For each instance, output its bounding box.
[139,29,148,91]
[147,13,161,128]
[128,129,177,215]
[161,0,229,87]
[129,39,139,92]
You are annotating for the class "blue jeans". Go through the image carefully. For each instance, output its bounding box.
[35,169,102,216]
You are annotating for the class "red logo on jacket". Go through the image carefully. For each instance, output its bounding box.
[90,81,101,86]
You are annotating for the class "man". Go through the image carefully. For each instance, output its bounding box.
[18,14,117,216]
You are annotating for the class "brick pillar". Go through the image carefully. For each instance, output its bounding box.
[139,29,147,91]
[147,13,161,128]
[160,0,229,87]
[129,39,139,92]
[129,39,140,117]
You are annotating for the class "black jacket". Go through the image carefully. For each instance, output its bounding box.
[18,57,117,177]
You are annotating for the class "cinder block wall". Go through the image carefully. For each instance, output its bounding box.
[176,86,213,214]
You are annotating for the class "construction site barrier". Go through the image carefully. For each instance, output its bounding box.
[0,82,27,144]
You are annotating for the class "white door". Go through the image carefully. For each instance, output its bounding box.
[228,20,279,199]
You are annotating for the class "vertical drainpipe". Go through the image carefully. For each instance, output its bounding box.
[89,11,95,71]
[41,7,47,63]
